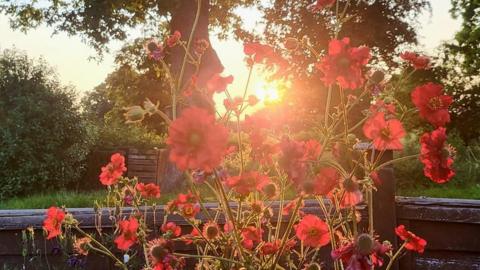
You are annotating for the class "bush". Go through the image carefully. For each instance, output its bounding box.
[0,49,90,199]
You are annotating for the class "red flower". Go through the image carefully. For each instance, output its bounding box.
[206,73,234,94]
[395,225,427,253]
[99,153,127,186]
[278,138,307,184]
[167,107,229,172]
[317,37,371,89]
[303,139,322,161]
[225,171,272,196]
[340,177,363,208]
[244,42,275,63]
[313,167,339,196]
[309,0,336,12]
[282,198,305,216]
[241,226,263,249]
[114,217,139,251]
[369,99,396,116]
[161,222,182,237]
[332,234,391,270]
[420,127,455,183]
[43,207,65,240]
[136,183,161,199]
[166,192,200,219]
[261,240,280,255]
[363,112,405,150]
[248,95,259,106]
[166,31,181,47]
[411,83,452,127]
[400,51,430,69]
[295,214,330,248]
[183,227,201,245]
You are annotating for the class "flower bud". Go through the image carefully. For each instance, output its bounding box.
[357,233,374,255]
[261,183,278,198]
[204,222,220,240]
[123,106,146,124]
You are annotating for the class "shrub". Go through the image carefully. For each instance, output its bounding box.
[0,49,90,199]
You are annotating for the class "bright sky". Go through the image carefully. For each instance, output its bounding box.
[0,1,461,99]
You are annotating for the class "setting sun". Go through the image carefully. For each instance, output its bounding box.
[254,81,282,103]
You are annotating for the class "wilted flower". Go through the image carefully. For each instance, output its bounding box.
[136,182,161,199]
[144,38,164,60]
[202,222,220,240]
[73,237,91,256]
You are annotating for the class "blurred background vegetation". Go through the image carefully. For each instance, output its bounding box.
[0,0,479,206]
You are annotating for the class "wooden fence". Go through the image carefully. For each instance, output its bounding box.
[0,197,479,269]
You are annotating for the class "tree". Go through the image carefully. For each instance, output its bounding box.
[436,0,480,143]
[241,0,431,130]
[0,49,90,199]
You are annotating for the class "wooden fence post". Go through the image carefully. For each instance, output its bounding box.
[372,149,399,270]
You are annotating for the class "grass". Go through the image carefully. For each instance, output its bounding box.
[397,184,480,200]
[0,190,180,210]
[1,183,479,210]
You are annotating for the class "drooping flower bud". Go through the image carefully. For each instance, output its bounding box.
[123,106,146,124]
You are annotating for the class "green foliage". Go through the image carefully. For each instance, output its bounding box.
[0,0,259,54]
[449,0,480,76]
[0,49,91,199]
[398,184,480,199]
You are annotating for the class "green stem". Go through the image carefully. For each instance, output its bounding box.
[75,226,127,270]
[375,154,419,171]
[173,253,241,265]
[385,242,407,270]
[213,174,246,262]
[270,196,303,270]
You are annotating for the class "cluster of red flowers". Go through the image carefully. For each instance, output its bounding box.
[420,127,455,183]
[136,182,161,199]
[144,31,182,60]
[99,153,127,185]
[279,138,322,186]
[317,37,371,89]
[114,216,139,251]
[225,171,272,196]
[167,107,229,172]
[400,51,430,70]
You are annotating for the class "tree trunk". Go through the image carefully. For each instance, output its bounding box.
[162,0,223,192]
